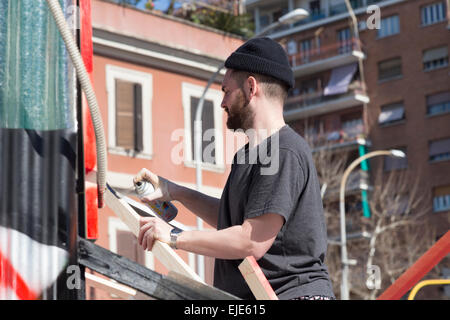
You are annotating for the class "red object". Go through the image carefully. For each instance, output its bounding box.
[377,230,450,300]
[0,251,37,300]
[80,0,99,239]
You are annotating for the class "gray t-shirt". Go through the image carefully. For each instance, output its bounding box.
[213,125,335,300]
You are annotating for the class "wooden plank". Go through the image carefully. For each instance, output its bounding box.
[85,272,140,299]
[104,184,204,283]
[377,230,450,300]
[167,271,239,300]
[238,256,278,300]
[78,238,239,300]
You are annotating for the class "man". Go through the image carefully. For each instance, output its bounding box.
[134,37,335,300]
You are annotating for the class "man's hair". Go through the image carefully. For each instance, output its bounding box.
[231,70,289,103]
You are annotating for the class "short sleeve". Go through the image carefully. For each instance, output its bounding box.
[244,148,306,223]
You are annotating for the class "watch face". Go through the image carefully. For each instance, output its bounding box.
[171,227,183,235]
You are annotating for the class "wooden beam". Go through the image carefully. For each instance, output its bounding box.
[104,184,203,283]
[238,256,278,300]
[78,238,239,300]
[377,230,450,300]
[85,272,141,299]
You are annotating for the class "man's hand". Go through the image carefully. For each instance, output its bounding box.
[133,168,176,202]
[138,217,172,251]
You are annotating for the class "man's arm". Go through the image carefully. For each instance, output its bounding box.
[139,213,284,260]
[170,184,220,228]
[134,168,220,228]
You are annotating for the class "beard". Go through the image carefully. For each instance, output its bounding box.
[226,89,254,131]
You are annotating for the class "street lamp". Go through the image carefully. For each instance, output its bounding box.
[193,8,310,281]
[339,149,406,300]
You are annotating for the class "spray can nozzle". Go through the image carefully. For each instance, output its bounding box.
[134,180,178,222]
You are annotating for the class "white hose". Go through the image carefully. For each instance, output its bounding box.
[46,0,107,207]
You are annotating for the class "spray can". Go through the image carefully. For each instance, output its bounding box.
[134,181,178,222]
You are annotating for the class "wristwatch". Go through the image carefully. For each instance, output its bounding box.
[170,227,183,249]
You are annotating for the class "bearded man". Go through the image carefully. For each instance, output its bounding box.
[134,37,335,300]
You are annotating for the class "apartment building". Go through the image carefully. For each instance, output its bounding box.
[86,0,243,299]
[245,0,450,237]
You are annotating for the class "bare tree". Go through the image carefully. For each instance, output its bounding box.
[305,136,438,299]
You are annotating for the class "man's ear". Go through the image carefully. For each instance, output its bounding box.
[247,76,258,99]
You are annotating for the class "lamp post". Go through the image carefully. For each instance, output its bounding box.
[339,149,406,300]
[193,8,309,281]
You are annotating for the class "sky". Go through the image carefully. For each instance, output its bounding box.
[135,0,183,12]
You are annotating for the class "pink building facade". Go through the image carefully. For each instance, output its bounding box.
[87,0,244,299]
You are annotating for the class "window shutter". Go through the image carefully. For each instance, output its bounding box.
[423,46,448,63]
[378,58,402,80]
[134,84,143,152]
[429,138,450,157]
[427,91,450,105]
[115,80,135,150]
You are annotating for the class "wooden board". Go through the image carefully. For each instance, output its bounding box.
[238,256,278,300]
[85,272,140,299]
[104,184,204,283]
[78,238,239,300]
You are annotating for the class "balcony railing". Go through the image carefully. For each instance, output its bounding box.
[285,81,365,110]
[288,38,362,68]
[305,124,365,148]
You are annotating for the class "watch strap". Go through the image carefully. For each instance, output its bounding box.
[170,227,182,249]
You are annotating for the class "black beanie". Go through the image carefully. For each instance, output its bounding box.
[224,37,294,89]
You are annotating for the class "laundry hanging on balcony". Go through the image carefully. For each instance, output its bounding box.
[324,62,358,96]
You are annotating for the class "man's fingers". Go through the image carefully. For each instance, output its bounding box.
[134,168,159,187]
[145,228,155,251]
[138,220,154,246]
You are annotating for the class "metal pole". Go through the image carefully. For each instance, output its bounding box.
[194,64,224,281]
[339,150,401,299]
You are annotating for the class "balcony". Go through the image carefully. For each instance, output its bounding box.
[305,119,367,152]
[324,169,370,202]
[284,81,369,121]
[247,0,397,39]
[287,38,365,77]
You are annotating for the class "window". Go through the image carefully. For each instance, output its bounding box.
[421,1,446,26]
[182,82,224,171]
[427,91,450,115]
[108,217,154,269]
[429,137,450,162]
[377,15,400,38]
[300,38,313,63]
[106,65,153,159]
[423,46,448,71]
[378,102,405,125]
[378,57,402,81]
[309,0,322,16]
[338,28,352,54]
[259,14,270,29]
[341,116,363,139]
[384,147,408,171]
[433,185,450,213]
[115,80,143,151]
